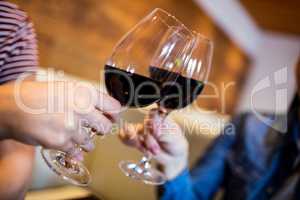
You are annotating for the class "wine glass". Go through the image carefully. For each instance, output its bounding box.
[104,8,213,185]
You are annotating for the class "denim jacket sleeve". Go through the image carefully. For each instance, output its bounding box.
[158,115,244,200]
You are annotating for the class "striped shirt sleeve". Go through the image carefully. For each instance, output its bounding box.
[0,1,38,84]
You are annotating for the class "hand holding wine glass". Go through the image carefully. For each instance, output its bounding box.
[119,109,189,180]
[32,81,121,186]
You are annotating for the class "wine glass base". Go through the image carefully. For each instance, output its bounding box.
[41,148,91,186]
[119,160,166,185]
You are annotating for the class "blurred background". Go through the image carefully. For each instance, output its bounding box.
[9,0,300,200]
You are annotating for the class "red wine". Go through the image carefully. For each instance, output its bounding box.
[105,65,160,107]
[159,71,204,109]
[104,65,204,109]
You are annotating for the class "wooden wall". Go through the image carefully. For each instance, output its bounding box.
[241,0,300,35]
[11,0,250,114]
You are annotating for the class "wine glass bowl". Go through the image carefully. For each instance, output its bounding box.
[105,8,213,185]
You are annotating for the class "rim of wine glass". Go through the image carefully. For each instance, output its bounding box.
[108,8,192,65]
[152,8,212,43]
[150,8,193,38]
[109,7,212,52]
[108,7,213,76]
[152,8,214,83]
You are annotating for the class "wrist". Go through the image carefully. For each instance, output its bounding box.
[162,156,188,180]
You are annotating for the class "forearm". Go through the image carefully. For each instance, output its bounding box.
[0,94,10,141]
[0,84,15,141]
[0,140,35,200]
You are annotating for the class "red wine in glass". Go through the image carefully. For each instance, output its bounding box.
[105,64,205,109]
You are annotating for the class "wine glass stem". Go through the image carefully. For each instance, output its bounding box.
[138,106,170,170]
[65,130,97,164]
[140,154,152,169]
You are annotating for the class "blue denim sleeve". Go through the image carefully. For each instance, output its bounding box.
[159,169,197,200]
[159,115,240,200]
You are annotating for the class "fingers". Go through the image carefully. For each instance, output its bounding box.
[153,150,173,164]
[119,122,162,155]
[119,123,140,146]
[81,109,113,135]
[39,128,74,152]
[49,98,117,152]
[94,92,121,123]
[145,109,162,138]
[69,125,90,145]
[67,147,84,161]
[144,134,161,155]
[41,119,95,154]
[119,123,148,152]
[158,130,188,156]
[68,121,96,152]
[119,109,184,159]
[67,91,121,145]
[145,111,186,156]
